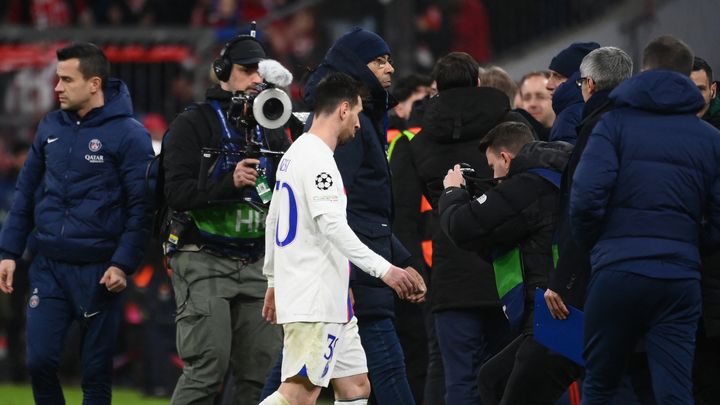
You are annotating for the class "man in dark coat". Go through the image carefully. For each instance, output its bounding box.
[301,27,424,404]
[691,55,720,405]
[570,36,720,404]
[546,42,600,144]
[0,42,154,404]
[402,52,528,405]
[439,122,576,405]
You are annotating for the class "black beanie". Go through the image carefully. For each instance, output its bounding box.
[333,27,391,64]
[549,42,601,77]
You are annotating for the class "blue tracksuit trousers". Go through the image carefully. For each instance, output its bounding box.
[26,255,123,405]
[582,270,700,405]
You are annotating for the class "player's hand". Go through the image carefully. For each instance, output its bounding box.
[233,158,260,188]
[100,266,127,293]
[404,266,427,303]
[0,259,16,294]
[443,164,465,189]
[544,288,569,320]
[381,266,417,299]
[262,287,277,324]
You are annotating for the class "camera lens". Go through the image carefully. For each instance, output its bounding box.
[262,98,284,120]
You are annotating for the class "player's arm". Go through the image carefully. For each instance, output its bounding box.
[316,212,417,299]
[303,162,419,298]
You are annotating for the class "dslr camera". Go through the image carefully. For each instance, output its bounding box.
[458,162,498,199]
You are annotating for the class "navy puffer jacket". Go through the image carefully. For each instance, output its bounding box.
[548,71,584,145]
[0,79,154,273]
[570,70,720,279]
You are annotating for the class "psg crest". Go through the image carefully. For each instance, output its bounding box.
[315,172,333,190]
[88,139,102,152]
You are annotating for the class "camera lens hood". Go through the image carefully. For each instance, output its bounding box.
[252,88,292,129]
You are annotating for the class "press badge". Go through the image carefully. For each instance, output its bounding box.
[255,175,272,204]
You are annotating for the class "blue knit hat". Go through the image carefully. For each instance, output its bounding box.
[334,27,391,64]
[549,42,601,77]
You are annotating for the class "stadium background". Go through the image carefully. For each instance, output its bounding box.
[0,0,717,403]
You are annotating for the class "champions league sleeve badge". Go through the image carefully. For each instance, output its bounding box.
[315,172,333,190]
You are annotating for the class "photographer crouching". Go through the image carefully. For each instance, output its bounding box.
[161,33,290,405]
[438,122,580,405]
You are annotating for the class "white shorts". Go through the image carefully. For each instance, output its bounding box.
[280,316,367,387]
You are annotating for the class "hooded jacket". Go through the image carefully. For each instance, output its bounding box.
[303,34,411,319]
[548,71,585,145]
[407,86,529,312]
[0,79,154,273]
[439,141,572,330]
[570,70,720,279]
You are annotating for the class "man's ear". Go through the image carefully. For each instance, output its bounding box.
[711,82,717,100]
[587,77,597,94]
[338,100,350,120]
[500,151,514,166]
[89,76,102,94]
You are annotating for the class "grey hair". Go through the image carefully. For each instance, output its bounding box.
[579,47,633,91]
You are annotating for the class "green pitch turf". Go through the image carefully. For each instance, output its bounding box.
[0,384,335,404]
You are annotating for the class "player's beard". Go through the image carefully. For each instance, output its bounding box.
[337,127,356,146]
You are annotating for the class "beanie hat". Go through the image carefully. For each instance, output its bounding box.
[334,27,391,64]
[549,42,601,77]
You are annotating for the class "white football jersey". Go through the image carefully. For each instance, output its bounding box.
[264,133,390,323]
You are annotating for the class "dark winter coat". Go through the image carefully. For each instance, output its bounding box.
[549,89,612,309]
[0,79,154,273]
[303,38,411,320]
[406,86,529,312]
[549,71,584,144]
[700,110,720,337]
[439,141,571,330]
[570,70,720,280]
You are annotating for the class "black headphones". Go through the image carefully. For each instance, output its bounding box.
[212,35,255,82]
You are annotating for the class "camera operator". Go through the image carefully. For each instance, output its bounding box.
[438,122,577,405]
[161,34,287,405]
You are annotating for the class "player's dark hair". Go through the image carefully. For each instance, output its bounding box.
[642,35,693,76]
[313,72,361,116]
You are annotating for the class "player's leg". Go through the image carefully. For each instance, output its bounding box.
[78,262,124,405]
[260,376,322,405]
[262,321,336,405]
[26,256,74,405]
[331,317,371,404]
[332,373,370,405]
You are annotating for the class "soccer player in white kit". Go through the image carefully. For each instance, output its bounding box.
[259,73,422,405]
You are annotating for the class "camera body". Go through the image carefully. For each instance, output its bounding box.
[227,83,292,130]
[458,162,498,199]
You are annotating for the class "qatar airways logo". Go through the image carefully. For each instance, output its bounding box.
[85,154,104,163]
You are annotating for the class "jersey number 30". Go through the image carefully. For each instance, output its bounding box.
[275,181,298,247]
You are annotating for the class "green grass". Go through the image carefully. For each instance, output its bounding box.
[0,385,168,405]
[0,384,335,404]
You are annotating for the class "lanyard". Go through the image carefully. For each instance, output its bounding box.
[209,99,264,145]
[210,99,239,141]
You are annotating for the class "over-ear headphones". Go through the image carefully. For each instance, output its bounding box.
[212,35,256,82]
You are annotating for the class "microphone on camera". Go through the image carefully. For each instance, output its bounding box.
[258,59,293,88]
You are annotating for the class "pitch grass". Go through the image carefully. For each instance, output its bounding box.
[0,384,335,404]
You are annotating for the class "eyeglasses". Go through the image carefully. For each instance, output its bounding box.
[576,77,589,87]
[372,56,393,69]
